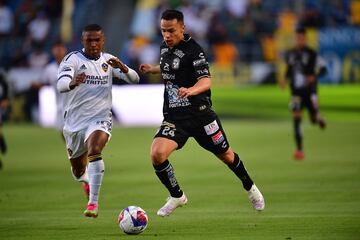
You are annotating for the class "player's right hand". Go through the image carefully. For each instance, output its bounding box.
[139,64,152,74]
[70,72,86,89]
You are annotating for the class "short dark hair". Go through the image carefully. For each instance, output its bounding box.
[161,9,184,22]
[83,24,103,32]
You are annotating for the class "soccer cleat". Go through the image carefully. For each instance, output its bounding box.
[82,182,90,200]
[248,184,265,211]
[293,150,305,160]
[319,119,326,129]
[84,203,98,218]
[157,193,188,217]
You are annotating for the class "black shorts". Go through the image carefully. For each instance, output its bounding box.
[154,111,230,154]
[290,92,319,115]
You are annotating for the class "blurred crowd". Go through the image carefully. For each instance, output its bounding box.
[0,0,62,70]
[124,0,359,84]
[0,0,359,122]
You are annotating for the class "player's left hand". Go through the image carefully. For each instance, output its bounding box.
[306,75,316,84]
[107,58,128,73]
[178,87,192,98]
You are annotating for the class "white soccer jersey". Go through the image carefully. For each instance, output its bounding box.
[57,50,138,132]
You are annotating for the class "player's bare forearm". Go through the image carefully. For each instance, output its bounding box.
[139,64,160,74]
[178,77,211,98]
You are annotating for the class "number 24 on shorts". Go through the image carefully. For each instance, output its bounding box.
[162,126,175,137]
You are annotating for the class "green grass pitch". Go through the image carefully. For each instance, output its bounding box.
[0,85,359,239]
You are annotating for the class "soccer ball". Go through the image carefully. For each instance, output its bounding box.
[118,206,148,235]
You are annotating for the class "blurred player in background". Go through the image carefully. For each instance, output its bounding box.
[41,40,67,137]
[0,69,9,170]
[57,24,139,218]
[139,9,265,217]
[282,27,327,160]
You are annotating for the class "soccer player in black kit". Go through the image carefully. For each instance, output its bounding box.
[139,9,264,217]
[282,27,327,160]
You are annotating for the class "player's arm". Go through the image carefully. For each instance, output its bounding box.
[57,53,86,92]
[139,64,161,74]
[178,77,211,98]
[108,57,139,84]
[178,47,211,98]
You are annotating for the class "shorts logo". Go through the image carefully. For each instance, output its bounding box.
[102,63,108,72]
[67,148,73,157]
[204,120,219,135]
[211,131,224,145]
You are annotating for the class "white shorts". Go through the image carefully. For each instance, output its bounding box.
[63,120,112,159]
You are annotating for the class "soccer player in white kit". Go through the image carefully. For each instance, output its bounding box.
[57,24,140,218]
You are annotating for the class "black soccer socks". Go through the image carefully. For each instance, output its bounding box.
[293,117,303,151]
[228,153,254,191]
[153,160,183,198]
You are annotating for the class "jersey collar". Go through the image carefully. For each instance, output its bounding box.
[81,49,101,61]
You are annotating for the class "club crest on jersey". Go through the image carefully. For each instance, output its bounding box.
[172,58,180,69]
[102,63,108,72]
[211,131,224,145]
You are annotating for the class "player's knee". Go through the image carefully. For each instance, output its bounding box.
[150,149,168,165]
[71,167,87,181]
[293,111,301,119]
[87,145,102,157]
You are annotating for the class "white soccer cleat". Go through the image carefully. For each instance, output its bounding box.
[248,184,265,211]
[157,193,188,217]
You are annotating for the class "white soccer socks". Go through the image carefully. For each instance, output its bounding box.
[87,159,105,204]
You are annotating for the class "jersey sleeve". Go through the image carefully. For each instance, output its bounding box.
[191,45,211,80]
[57,52,77,92]
[113,67,140,84]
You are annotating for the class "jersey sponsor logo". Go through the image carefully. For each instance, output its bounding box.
[84,75,109,85]
[172,58,180,70]
[80,64,87,70]
[161,48,169,55]
[197,69,209,75]
[204,120,219,135]
[61,66,72,72]
[193,58,207,67]
[102,63,108,72]
[173,49,185,58]
[211,131,224,145]
[162,73,175,80]
[166,82,191,108]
